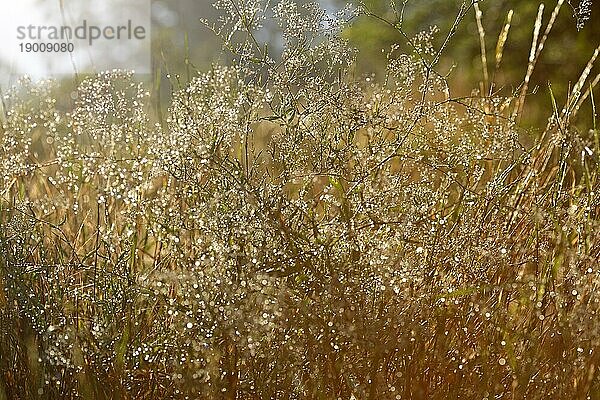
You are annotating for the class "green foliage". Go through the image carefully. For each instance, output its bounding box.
[343,0,600,126]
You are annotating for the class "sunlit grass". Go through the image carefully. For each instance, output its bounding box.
[1,1,599,398]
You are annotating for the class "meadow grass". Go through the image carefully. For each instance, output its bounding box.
[0,1,599,398]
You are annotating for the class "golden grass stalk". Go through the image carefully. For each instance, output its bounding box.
[494,9,513,70]
[564,44,600,123]
[474,1,489,93]
[514,0,565,122]
[574,72,600,117]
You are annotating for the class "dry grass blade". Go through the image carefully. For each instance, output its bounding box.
[514,3,544,121]
[495,9,513,70]
[574,72,600,117]
[564,44,600,123]
[514,0,565,122]
[474,1,489,93]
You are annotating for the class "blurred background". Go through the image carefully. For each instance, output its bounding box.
[341,0,600,127]
[1,0,598,127]
[139,0,600,129]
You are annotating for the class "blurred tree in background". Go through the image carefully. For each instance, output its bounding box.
[340,0,600,127]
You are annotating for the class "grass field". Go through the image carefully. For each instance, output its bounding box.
[1,0,599,398]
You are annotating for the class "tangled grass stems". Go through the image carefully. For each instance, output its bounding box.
[0,1,599,398]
